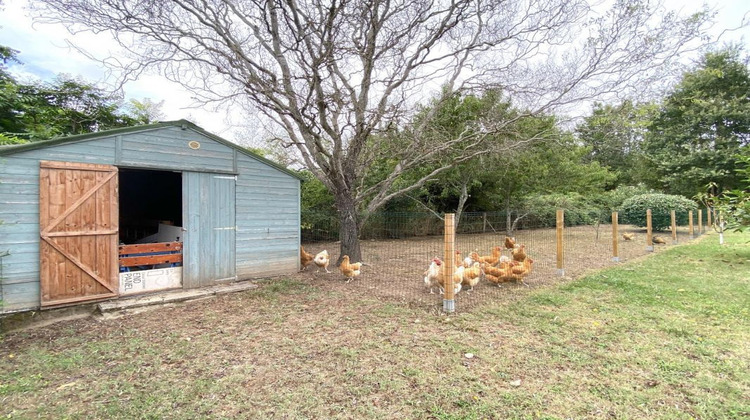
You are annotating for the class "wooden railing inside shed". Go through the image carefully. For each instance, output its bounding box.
[119,242,183,268]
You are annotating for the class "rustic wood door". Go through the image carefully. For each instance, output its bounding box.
[39,161,119,307]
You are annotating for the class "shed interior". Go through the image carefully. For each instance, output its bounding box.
[119,168,183,244]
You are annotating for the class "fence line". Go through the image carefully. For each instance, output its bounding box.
[298,207,708,313]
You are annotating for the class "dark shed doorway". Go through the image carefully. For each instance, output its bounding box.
[119,168,182,244]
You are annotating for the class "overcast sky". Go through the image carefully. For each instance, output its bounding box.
[1,1,748,144]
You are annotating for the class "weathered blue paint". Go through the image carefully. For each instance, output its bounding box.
[182,172,237,287]
[0,120,301,313]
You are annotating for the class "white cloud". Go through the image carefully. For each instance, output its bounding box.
[0,1,241,141]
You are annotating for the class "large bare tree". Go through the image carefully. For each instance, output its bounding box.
[31,0,711,262]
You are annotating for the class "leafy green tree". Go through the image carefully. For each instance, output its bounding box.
[715,151,750,232]
[396,91,615,233]
[126,98,166,125]
[1,46,164,141]
[576,100,656,185]
[643,47,750,197]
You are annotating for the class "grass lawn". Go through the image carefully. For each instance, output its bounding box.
[1,232,748,419]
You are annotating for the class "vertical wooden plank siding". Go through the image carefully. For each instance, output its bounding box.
[234,153,300,277]
[183,172,237,288]
[39,161,119,307]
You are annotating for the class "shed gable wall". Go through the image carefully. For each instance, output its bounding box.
[117,126,235,173]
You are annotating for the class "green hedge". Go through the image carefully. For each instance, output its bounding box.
[619,193,698,230]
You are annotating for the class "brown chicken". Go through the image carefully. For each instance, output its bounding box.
[339,255,362,282]
[511,258,533,277]
[652,236,667,245]
[479,246,503,266]
[468,251,484,264]
[622,233,635,241]
[438,265,464,295]
[461,262,483,292]
[300,246,314,271]
[504,236,516,249]
[512,244,527,262]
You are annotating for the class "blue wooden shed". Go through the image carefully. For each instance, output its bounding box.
[0,120,302,313]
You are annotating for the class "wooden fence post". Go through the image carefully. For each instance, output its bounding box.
[482,212,487,233]
[698,209,703,234]
[556,209,564,276]
[671,210,677,244]
[646,209,654,252]
[443,213,456,313]
[707,206,712,228]
[612,211,619,262]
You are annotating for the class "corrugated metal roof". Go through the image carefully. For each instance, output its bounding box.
[0,119,304,180]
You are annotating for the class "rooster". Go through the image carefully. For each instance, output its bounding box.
[622,232,635,241]
[339,255,362,283]
[300,246,314,271]
[423,257,443,294]
[512,244,527,262]
[314,250,331,273]
[504,236,516,249]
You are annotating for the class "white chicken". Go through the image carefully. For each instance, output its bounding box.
[314,250,331,273]
[423,257,443,294]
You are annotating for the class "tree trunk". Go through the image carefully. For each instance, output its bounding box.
[454,181,469,230]
[335,192,363,264]
[505,196,513,236]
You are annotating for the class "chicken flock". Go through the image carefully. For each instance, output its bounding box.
[423,236,534,295]
[300,236,532,293]
[300,245,363,282]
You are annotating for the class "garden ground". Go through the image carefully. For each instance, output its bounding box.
[0,229,747,419]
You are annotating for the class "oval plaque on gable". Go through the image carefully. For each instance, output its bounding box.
[188,141,201,150]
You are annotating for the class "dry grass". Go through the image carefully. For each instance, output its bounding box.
[1,227,746,419]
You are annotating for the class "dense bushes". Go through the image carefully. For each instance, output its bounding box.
[521,193,604,227]
[619,193,698,230]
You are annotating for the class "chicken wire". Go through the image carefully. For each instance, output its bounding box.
[298,210,707,313]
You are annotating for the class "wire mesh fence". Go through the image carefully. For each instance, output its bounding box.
[298,208,710,313]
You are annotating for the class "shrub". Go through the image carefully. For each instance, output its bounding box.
[522,193,602,227]
[602,184,655,211]
[619,193,698,230]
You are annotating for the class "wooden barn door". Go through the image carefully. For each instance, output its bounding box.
[183,172,236,288]
[39,161,119,307]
